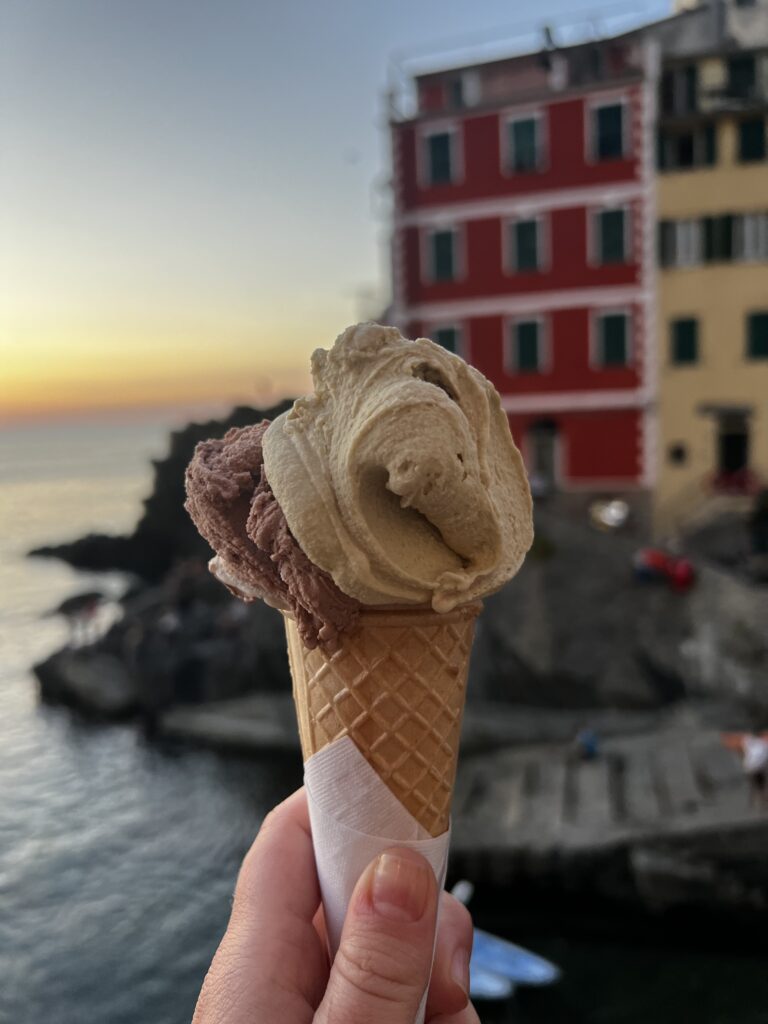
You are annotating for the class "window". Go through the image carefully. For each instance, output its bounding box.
[433,326,460,354]
[738,117,766,162]
[447,78,464,109]
[660,65,698,115]
[734,213,768,261]
[511,218,541,272]
[593,103,625,161]
[512,320,542,372]
[659,220,675,266]
[596,313,629,367]
[747,312,768,359]
[728,55,756,99]
[429,229,456,281]
[671,318,699,364]
[658,220,702,268]
[658,123,716,171]
[507,116,540,172]
[703,215,734,262]
[595,208,627,264]
[426,132,453,185]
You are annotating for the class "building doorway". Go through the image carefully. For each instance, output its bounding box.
[717,413,749,475]
[528,419,559,497]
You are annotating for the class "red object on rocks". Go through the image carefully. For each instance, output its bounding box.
[633,548,696,592]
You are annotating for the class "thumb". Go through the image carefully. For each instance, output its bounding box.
[314,847,438,1024]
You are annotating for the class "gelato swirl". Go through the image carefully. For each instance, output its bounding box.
[263,322,533,612]
[184,421,360,649]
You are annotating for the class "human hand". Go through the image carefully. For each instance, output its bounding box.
[193,788,478,1024]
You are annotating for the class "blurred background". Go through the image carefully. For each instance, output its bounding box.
[2,0,768,1021]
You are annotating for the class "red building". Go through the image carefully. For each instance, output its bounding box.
[389,37,658,492]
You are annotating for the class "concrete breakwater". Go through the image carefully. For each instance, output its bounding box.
[157,694,767,916]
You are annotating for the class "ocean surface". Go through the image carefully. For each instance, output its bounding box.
[1,419,766,1024]
[0,420,301,1024]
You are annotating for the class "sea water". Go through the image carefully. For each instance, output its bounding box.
[0,419,766,1024]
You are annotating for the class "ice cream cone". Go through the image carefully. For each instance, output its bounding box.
[284,602,481,837]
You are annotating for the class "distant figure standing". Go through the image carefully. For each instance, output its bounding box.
[742,730,768,810]
[574,726,600,762]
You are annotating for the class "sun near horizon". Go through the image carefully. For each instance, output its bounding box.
[0,315,334,426]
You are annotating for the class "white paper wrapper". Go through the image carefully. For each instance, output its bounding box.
[305,736,451,1024]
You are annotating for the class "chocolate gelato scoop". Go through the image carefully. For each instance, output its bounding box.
[184,422,359,649]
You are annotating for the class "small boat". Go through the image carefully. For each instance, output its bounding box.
[451,881,561,1002]
[470,927,560,999]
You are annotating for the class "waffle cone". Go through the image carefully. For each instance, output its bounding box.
[284,602,481,837]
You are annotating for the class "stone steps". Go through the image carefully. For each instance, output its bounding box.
[454,729,750,848]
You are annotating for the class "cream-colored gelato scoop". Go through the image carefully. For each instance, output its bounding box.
[263,322,533,611]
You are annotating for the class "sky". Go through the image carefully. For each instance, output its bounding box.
[0,0,670,423]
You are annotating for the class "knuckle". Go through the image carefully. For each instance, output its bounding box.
[441,892,474,940]
[256,804,284,842]
[235,804,287,900]
[333,931,424,1006]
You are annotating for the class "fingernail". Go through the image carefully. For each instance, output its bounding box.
[370,851,430,922]
[451,946,470,995]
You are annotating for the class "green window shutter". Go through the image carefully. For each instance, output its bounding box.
[703,215,733,261]
[657,130,668,170]
[683,65,698,113]
[671,318,699,364]
[659,220,675,266]
[514,219,539,271]
[703,122,717,165]
[703,216,716,261]
[738,117,766,162]
[595,104,624,160]
[748,312,768,359]
[428,133,453,184]
[510,118,538,172]
[515,321,540,372]
[728,55,756,98]
[434,327,457,353]
[600,314,628,366]
[598,209,626,264]
[431,230,455,280]
[719,215,734,260]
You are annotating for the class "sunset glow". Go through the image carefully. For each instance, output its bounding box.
[2,0,668,425]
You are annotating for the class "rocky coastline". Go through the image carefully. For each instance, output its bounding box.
[28,406,768,917]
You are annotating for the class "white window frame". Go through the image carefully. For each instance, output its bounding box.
[675,219,703,267]
[659,123,715,171]
[420,224,464,284]
[662,64,698,117]
[500,109,547,176]
[417,121,463,188]
[504,213,550,275]
[734,212,768,262]
[522,422,566,486]
[589,204,631,267]
[669,315,701,367]
[586,94,631,164]
[504,315,551,374]
[424,322,466,359]
[591,308,633,369]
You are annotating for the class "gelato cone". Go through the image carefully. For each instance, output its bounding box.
[285,602,481,837]
[184,322,533,1009]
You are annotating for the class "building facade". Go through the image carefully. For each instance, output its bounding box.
[651,2,768,533]
[390,40,659,494]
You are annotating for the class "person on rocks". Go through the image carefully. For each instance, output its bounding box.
[742,729,768,811]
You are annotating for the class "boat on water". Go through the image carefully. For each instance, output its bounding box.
[451,881,561,1002]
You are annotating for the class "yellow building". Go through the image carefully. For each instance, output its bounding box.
[654,42,768,536]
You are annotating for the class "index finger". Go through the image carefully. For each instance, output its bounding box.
[193,788,327,1024]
